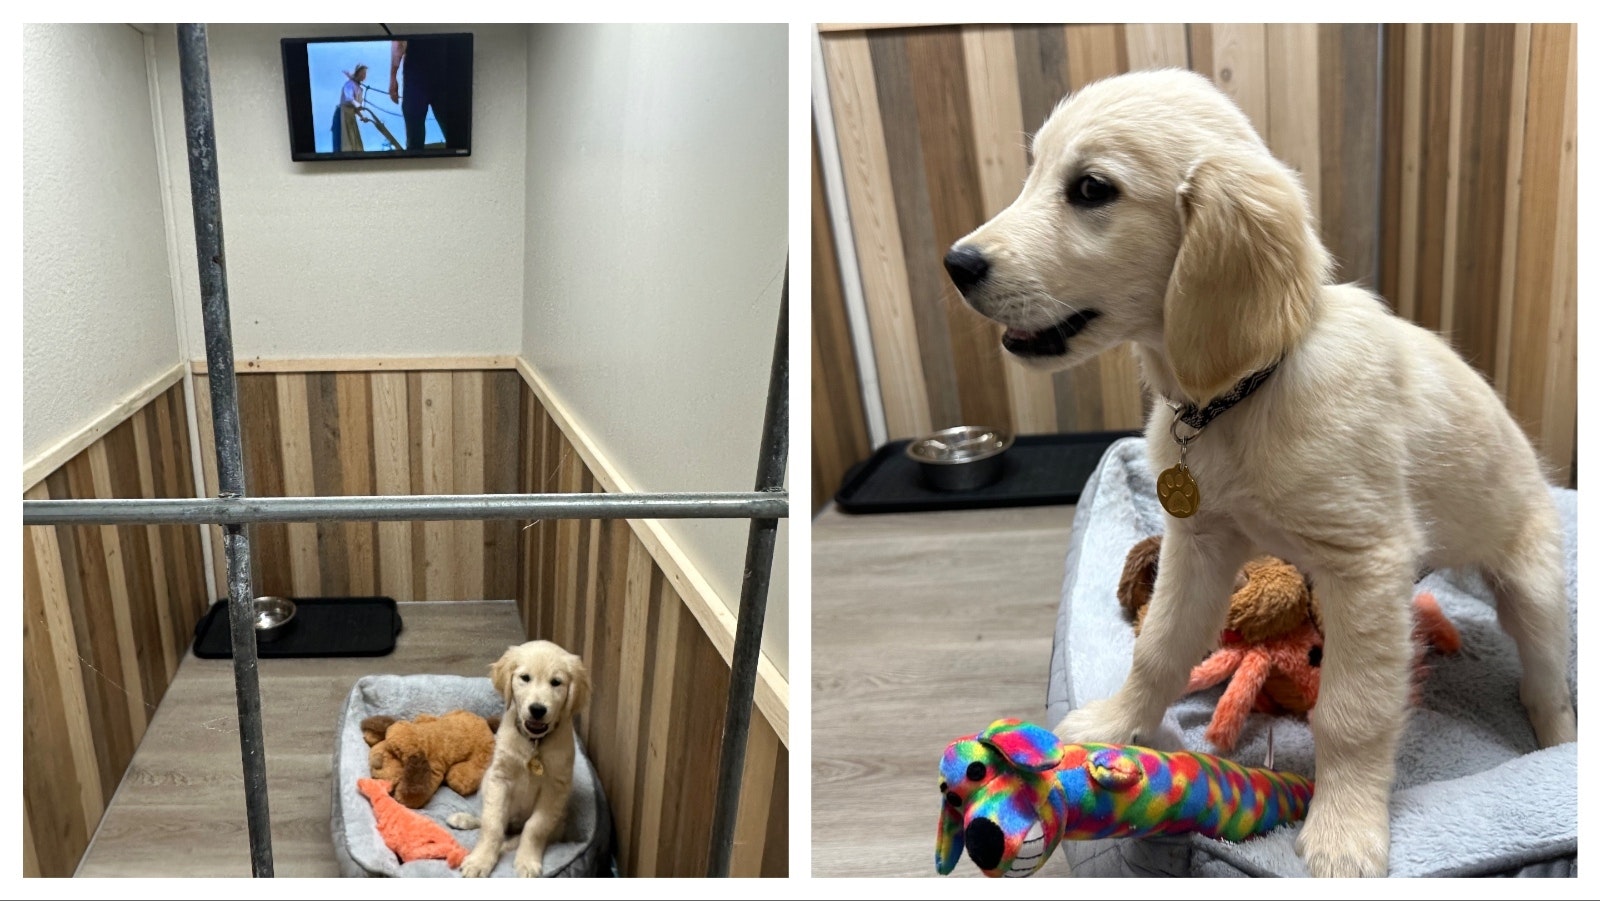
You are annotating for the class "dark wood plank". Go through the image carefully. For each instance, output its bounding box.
[482,370,522,599]
[661,614,730,875]
[1413,23,1455,332]
[407,371,428,601]
[1317,24,1382,288]
[812,126,873,508]
[761,739,789,877]
[238,374,292,598]
[306,372,350,596]
[1378,24,1408,304]
[103,421,167,708]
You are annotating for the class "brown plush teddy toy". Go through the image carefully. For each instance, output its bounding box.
[360,710,501,809]
[1118,534,1460,752]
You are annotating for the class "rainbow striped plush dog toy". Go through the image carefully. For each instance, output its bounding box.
[936,719,1314,877]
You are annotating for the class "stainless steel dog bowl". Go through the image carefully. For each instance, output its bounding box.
[252,596,297,642]
[906,426,1013,491]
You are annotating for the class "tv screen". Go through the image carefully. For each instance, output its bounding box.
[281,32,473,161]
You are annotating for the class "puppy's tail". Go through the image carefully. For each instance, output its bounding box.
[446,812,482,830]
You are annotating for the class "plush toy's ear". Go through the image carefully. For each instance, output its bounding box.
[978,720,1064,772]
[1117,535,1163,632]
[1164,154,1327,403]
[360,715,397,746]
[489,645,518,705]
[1086,748,1147,792]
[485,714,502,733]
[935,792,965,875]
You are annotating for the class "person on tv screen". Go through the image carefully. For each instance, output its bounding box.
[332,63,368,153]
[388,38,467,151]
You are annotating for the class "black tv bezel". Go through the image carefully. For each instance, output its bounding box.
[280,31,474,162]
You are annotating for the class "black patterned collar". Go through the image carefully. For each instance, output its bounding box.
[1169,360,1280,431]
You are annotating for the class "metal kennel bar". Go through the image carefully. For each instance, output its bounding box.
[18,24,789,878]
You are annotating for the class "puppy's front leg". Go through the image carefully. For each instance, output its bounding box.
[513,783,570,878]
[1294,565,1412,878]
[1056,519,1248,744]
[459,769,511,878]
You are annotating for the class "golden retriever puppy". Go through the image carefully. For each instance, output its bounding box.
[944,68,1574,877]
[451,640,590,878]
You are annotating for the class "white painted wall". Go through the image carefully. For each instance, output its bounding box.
[23,24,183,461]
[148,24,527,360]
[521,25,789,676]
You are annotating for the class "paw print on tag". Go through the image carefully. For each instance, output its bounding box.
[1157,465,1199,518]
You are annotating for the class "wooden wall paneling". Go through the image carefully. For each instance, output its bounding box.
[961,24,1058,434]
[452,371,486,602]
[482,371,522,599]
[1494,24,1534,387]
[811,122,873,508]
[335,372,377,597]
[1317,24,1382,287]
[370,371,415,601]
[275,373,322,598]
[305,373,349,597]
[822,32,934,439]
[23,382,208,876]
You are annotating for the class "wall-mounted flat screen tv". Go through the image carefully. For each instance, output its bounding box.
[281,32,473,161]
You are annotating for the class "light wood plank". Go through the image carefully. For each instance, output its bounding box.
[1493,24,1533,396]
[24,361,185,492]
[190,376,227,599]
[417,372,456,599]
[189,354,518,374]
[633,576,683,877]
[729,714,780,877]
[1539,25,1577,485]
[335,373,376,596]
[822,32,933,439]
[1265,24,1322,219]
[274,374,321,598]
[961,24,1057,434]
[1397,24,1425,320]
[26,485,107,836]
[610,533,654,868]
[370,372,414,601]
[1206,24,1269,131]
[87,442,149,744]
[1438,24,1466,338]
[1123,23,1188,71]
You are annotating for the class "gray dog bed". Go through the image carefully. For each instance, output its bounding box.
[1046,438,1577,877]
[330,674,612,877]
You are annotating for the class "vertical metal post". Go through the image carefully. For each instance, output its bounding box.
[176,23,274,877]
[707,266,789,876]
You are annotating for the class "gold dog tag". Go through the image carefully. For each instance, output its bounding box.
[1157,463,1200,518]
[528,755,545,777]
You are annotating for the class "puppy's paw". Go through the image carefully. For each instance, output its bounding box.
[1295,801,1389,878]
[458,850,496,878]
[446,812,481,830]
[514,856,545,878]
[1527,702,1576,748]
[1053,698,1140,745]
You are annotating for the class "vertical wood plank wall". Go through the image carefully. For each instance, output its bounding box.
[817,22,1582,487]
[819,23,1383,442]
[518,383,788,876]
[1379,23,1577,484]
[22,382,210,877]
[192,370,525,601]
[812,124,874,509]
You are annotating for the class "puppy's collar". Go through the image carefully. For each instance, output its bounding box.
[1168,360,1280,432]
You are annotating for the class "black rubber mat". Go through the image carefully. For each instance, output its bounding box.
[192,596,403,659]
[833,431,1140,514]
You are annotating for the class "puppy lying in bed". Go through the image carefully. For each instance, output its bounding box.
[944,68,1575,877]
[452,640,590,878]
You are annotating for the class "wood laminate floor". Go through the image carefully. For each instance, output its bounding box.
[76,600,522,877]
[811,504,1077,878]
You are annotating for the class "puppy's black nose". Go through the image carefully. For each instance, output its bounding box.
[965,817,1004,872]
[529,703,548,720]
[943,245,990,294]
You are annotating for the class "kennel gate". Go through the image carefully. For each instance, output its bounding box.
[22,25,788,878]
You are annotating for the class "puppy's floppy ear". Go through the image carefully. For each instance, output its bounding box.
[489,645,518,705]
[565,653,591,717]
[1164,153,1328,403]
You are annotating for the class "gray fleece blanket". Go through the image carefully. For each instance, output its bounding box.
[1045,438,1577,878]
[330,674,611,877]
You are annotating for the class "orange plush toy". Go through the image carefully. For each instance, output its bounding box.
[358,778,468,868]
[361,710,500,809]
[1118,535,1462,752]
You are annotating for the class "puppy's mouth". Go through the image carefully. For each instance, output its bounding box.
[1000,309,1100,358]
[522,719,551,739]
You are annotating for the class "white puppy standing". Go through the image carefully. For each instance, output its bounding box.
[453,640,590,878]
[944,69,1575,877]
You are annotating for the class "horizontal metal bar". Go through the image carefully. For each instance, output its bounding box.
[23,491,788,526]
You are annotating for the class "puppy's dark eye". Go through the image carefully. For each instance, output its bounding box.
[966,761,986,782]
[1067,173,1118,207]
[551,678,563,687]
[519,674,531,683]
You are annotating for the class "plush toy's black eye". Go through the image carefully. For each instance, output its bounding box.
[519,673,531,683]
[966,761,986,782]
[945,791,962,808]
[1067,173,1118,207]
[1308,646,1323,667]
[551,678,563,687]
[939,780,948,793]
